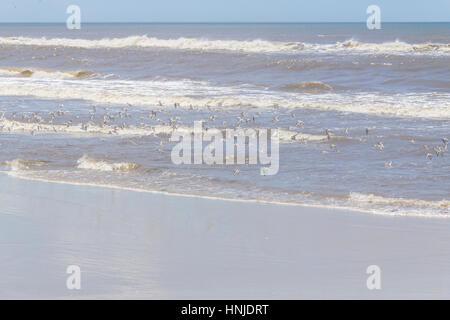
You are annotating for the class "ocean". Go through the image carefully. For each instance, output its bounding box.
[0,23,448,216]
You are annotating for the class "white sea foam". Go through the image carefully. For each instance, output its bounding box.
[349,192,449,217]
[0,77,448,119]
[0,117,328,143]
[0,67,96,79]
[76,155,139,172]
[4,159,30,171]
[280,81,334,92]
[323,39,450,55]
[3,159,47,171]
[350,192,449,209]
[0,117,173,137]
[3,168,449,217]
[0,36,449,55]
[0,35,302,53]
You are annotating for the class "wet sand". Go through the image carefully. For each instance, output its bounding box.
[0,173,449,299]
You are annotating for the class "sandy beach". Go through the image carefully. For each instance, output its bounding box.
[0,0,448,305]
[0,173,449,299]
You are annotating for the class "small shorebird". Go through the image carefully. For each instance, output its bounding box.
[296,120,304,128]
[233,169,240,176]
[434,146,444,157]
[385,161,392,168]
[374,142,384,151]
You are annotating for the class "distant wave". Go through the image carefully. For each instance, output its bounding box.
[0,36,449,55]
[0,67,96,79]
[0,78,448,119]
[0,35,302,53]
[334,39,450,54]
[280,81,334,93]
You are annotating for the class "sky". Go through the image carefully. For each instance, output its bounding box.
[0,0,449,23]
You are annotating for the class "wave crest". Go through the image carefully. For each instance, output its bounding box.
[3,158,47,171]
[0,67,96,79]
[349,192,449,216]
[335,39,450,54]
[76,155,140,172]
[0,36,448,55]
[0,36,301,53]
[281,81,334,93]
[0,78,448,119]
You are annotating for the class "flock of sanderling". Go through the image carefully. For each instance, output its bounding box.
[0,103,448,175]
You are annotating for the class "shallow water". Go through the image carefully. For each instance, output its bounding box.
[0,23,448,216]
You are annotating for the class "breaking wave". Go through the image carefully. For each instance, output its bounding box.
[337,39,450,54]
[281,81,334,93]
[0,117,328,143]
[0,77,448,119]
[0,67,96,79]
[3,158,47,171]
[0,35,302,53]
[0,36,449,55]
[76,155,140,172]
[349,192,450,217]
